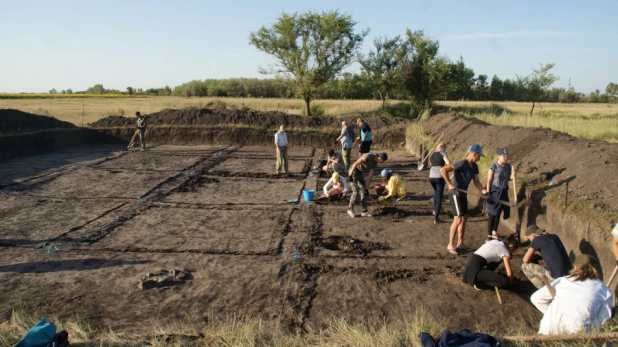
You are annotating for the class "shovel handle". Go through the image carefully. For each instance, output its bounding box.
[607,266,618,287]
[540,275,556,298]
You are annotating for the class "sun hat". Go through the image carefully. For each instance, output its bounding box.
[497,148,510,157]
[525,225,545,236]
[381,169,392,177]
[469,144,484,157]
[376,152,388,161]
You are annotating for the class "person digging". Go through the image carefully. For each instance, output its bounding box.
[376,169,407,202]
[522,225,572,289]
[322,149,346,175]
[347,152,388,217]
[322,172,349,201]
[440,144,488,255]
[127,111,147,151]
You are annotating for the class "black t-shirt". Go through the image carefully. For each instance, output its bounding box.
[451,159,479,191]
[530,234,571,278]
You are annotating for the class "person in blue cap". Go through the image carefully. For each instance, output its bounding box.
[347,152,388,217]
[485,148,516,241]
[440,144,487,255]
[376,169,407,201]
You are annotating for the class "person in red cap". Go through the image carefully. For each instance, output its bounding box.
[485,147,516,241]
[428,142,451,224]
[440,144,487,255]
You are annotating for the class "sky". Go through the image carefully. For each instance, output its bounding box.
[1,0,617,94]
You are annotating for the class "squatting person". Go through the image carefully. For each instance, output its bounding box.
[322,172,349,200]
[376,169,407,202]
[323,149,346,174]
[522,225,571,289]
[347,152,388,218]
[441,144,487,255]
[462,233,519,290]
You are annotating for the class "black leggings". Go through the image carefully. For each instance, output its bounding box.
[429,177,445,221]
[476,261,507,288]
[488,213,500,235]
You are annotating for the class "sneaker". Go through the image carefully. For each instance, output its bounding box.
[491,232,502,240]
[361,211,372,217]
[140,148,145,152]
[432,210,436,216]
[474,284,483,291]
[347,209,355,218]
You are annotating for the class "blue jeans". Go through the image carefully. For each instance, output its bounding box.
[429,177,445,221]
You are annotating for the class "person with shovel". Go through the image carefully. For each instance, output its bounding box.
[275,125,288,174]
[356,118,372,156]
[376,169,407,202]
[530,254,612,335]
[485,148,516,241]
[127,111,147,151]
[334,121,353,169]
[428,142,451,224]
[521,225,571,289]
[462,233,519,290]
[322,172,349,200]
[347,152,388,218]
[440,144,487,255]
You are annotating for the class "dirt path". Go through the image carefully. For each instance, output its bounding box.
[0,144,541,335]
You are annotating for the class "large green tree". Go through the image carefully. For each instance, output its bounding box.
[358,35,403,108]
[249,10,368,116]
[399,29,451,115]
[518,63,559,114]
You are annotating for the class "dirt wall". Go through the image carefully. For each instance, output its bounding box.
[416,112,618,280]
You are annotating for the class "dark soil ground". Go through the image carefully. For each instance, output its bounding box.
[0,109,75,134]
[0,143,543,336]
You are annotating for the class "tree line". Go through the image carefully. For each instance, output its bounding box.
[55,10,618,116]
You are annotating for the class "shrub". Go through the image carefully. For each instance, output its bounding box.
[300,103,325,116]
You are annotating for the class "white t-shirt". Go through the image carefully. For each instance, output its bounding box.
[474,240,510,263]
[611,222,618,238]
[531,277,613,335]
[275,131,288,146]
[323,176,349,195]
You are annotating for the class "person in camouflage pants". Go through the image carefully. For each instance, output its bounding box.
[127,111,147,151]
[346,152,388,218]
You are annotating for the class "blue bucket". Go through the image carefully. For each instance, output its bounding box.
[302,189,315,201]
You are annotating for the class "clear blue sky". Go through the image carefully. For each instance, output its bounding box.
[1,0,616,94]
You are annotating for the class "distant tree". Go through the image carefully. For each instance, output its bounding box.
[49,88,57,94]
[249,10,368,116]
[400,29,451,115]
[606,82,618,100]
[87,84,105,94]
[489,75,503,101]
[126,86,134,95]
[518,63,559,114]
[446,56,476,100]
[358,35,403,107]
[475,74,489,100]
[66,89,73,94]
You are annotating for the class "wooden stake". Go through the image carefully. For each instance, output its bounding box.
[499,332,618,343]
[607,266,618,287]
[540,275,556,298]
[495,287,502,304]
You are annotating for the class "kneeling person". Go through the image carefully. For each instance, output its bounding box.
[522,225,572,289]
[323,172,349,200]
[377,169,407,202]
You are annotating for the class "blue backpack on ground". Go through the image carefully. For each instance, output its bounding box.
[14,318,69,347]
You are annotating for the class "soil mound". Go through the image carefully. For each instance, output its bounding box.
[422,112,618,217]
[0,109,75,134]
[90,106,403,130]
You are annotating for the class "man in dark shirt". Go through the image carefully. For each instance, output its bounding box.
[522,224,572,288]
[356,118,372,156]
[347,152,388,218]
[440,144,487,255]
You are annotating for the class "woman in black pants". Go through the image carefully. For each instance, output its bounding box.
[485,148,516,241]
[428,142,450,224]
[463,234,518,290]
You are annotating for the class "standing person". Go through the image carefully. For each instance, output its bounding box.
[347,152,388,218]
[531,254,613,335]
[485,148,516,241]
[127,111,147,151]
[334,121,353,169]
[322,172,349,200]
[377,169,407,201]
[522,225,572,288]
[428,142,451,224]
[356,118,372,156]
[322,149,346,174]
[462,233,519,290]
[440,144,488,255]
[275,125,288,174]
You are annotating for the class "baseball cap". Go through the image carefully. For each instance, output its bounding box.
[573,254,598,267]
[525,225,545,236]
[381,169,392,177]
[438,142,446,149]
[332,172,340,182]
[376,152,388,161]
[497,148,510,157]
[469,144,484,157]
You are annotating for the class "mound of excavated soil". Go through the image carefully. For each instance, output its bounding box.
[422,112,618,219]
[90,107,404,130]
[0,109,76,134]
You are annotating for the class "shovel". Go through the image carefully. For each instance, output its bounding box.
[418,133,445,171]
[453,188,529,208]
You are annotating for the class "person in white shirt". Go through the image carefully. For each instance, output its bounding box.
[530,254,612,335]
[322,172,349,200]
[462,233,518,290]
[274,125,289,174]
[611,223,618,265]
